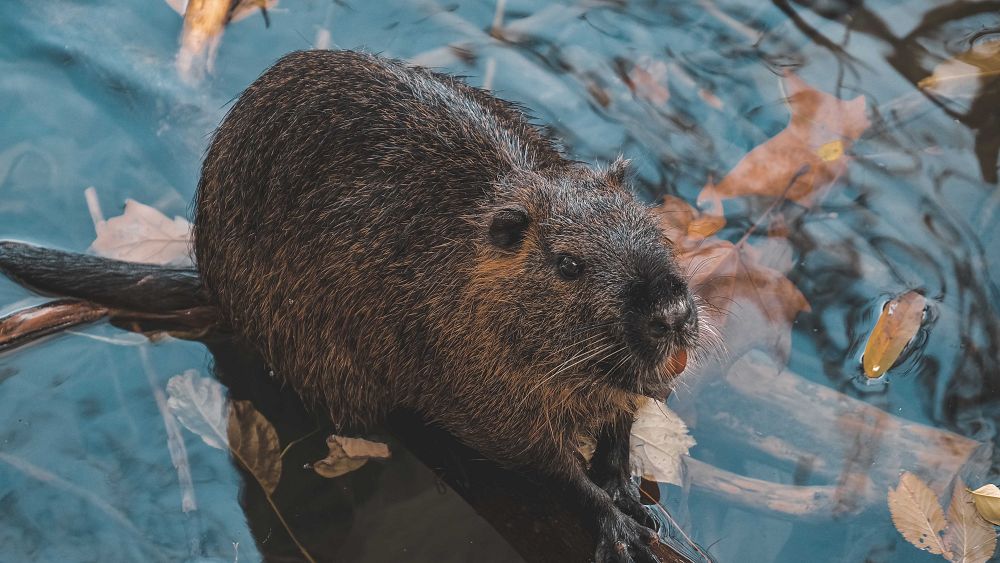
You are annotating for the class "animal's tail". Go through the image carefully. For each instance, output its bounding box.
[0,241,208,312]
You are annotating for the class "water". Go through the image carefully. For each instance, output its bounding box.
[1,1,998,562]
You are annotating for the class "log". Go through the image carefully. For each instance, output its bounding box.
[681,351,992,517]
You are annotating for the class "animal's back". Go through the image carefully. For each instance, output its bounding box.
[194,50,563,422]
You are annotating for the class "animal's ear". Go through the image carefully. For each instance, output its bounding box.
[488,205,530,249]
[604,156,632,188]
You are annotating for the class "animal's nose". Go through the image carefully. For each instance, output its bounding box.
[647,297,694,340]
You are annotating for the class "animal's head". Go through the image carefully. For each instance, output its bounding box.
[470,159,700,399]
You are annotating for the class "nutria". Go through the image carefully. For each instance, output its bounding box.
[0,50,700,563]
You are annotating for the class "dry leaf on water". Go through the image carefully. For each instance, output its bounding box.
[888,472,950,557]
[862,291,926,378]
[629,398,695,485]
[166,371,282,493]
[166,369,228,450]
[87,189,193,267]
[313,435,391,479]
[919,40,1000,105]
[701,72,870,208]
[170,0,279,84]
[970,484,1000,526]
[228,399,282,494]
[945,477,998,563]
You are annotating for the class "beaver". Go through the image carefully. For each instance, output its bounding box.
[0,50,700,563]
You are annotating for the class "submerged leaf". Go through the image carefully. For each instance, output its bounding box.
[227,400,282,494]
[89,197,193,266]
[970,484,1000,526]
[703,72,870,207]
[166,370,228,450]
[658,195,809,361]
[888,472,949,556]
[862,291,926,378]
[313,435,391,479]
[629,398,695,485]
[945,477,998,563]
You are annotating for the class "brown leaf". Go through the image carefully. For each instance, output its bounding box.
[888,472,950,557]
[658,196,809,361]
[970,484,1000,526]
[628,59,670,106]
[313,435,391,479]
[227,400,282,494]
[701,72,870,207]
[862,291,926,378]
[945,477,998,563]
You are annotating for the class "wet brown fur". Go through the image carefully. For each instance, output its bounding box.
[194,50,696,478]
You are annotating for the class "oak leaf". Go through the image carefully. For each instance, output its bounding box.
[945,477,998,563]
[701,72,870,207]
[888,472,950,557]
[862,291,926,378]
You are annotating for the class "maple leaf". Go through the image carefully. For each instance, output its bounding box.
[659,195,809,362]
[87,188,194,267]
[700,72,870,208]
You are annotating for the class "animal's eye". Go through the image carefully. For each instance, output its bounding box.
[557,255,584,280]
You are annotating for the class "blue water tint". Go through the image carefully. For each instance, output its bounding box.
[1,1,999,562]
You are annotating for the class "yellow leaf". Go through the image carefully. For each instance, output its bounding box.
[888,472,949,556]
[970,484,1000,526]
[862,291,926,378]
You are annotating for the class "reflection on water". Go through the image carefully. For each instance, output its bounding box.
[1,1,998,562]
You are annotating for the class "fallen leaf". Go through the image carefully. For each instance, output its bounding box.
[166,371,282,493]
[313,435,391,479]
[88,195,193,267]
[658,196,809,362]
[970,484,1000,526]
[174,0,278,83]
[166,370,228,450]
[228,399,282,494]
[702,72,870,207]
[629,398,696,485]
[919,40,1000,104]
[888,472,950,557]
[945,477,998,563]
[175,0,230,83]
[628,58,670,106]
[862,291,926,378]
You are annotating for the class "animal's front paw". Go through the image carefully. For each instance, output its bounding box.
[602,477,657,532]
[594,510,660,563]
